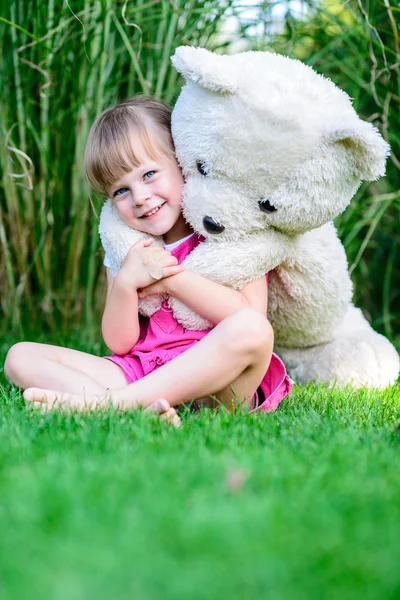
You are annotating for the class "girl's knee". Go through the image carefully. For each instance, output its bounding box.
[4,342,34,381]
[223,308,273,358]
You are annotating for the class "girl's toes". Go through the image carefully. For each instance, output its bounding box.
[33,401,50,413]
[171,413,182,428]
[23,388,36,402]
[23,388,48,403]
[160,407,182,428]
[144,399,182,427]
[145,399,171,414]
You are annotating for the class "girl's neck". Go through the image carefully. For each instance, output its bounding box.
[163,214,193,245]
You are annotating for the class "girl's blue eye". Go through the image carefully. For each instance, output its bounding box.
[144,171,155,180]
[114,187,129,197]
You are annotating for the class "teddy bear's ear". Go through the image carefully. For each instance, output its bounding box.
[171,46,238,93]
[325,119,390,181]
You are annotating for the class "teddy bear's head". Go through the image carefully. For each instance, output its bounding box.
[171,47,389,240]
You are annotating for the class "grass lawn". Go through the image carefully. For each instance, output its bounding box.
[1,336,400,600]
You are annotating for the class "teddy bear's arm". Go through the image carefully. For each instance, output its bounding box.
[168,233,293,330]
[182,233,293,288]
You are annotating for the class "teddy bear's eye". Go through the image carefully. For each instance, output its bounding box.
[259,198,277,213]
[196,161,208,176]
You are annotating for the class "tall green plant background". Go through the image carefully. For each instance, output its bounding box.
[0,0,399,341]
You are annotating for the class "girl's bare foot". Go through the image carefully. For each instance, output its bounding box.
[144,399,182,427]
[23,388,181,426]
[23,388,107,410]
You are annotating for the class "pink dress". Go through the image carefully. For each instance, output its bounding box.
[106,233,292,412]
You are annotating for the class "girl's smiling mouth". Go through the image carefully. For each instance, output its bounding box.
[140,202,166,219]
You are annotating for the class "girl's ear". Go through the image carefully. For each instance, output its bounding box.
[324,119,390,181]
[171,46,238,94]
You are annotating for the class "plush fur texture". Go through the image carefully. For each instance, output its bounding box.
[99,47,399,388]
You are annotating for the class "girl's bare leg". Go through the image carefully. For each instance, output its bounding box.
[23,309,273,411]
[4,342,128,393]
[5,343,181,425]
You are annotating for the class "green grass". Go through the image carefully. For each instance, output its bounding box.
[1,337,400,599]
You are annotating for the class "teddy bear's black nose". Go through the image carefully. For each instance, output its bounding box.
[203,216,225,234]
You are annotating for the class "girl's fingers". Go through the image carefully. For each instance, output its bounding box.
[160,255,178,267]
[138,266,184,296]
[133,237,154,249]
[152,247,177,262]
[162,265,184,278]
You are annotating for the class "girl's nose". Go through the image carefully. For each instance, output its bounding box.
[133,184,151,206]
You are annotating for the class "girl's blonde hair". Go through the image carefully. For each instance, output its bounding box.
[85,95,176,196]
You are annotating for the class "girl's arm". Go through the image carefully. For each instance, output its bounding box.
[102,240,183,355]
[139,271,268,325]
[102,267,142,355]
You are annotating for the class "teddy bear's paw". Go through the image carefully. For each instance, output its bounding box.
[138,296,162,318]
[168,297,213,331]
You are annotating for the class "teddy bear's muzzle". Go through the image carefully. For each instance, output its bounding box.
[203,215,225,234]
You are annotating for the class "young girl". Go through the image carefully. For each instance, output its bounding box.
[5,96,291,419]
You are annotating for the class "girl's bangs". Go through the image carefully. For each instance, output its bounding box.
[88,122,165,196]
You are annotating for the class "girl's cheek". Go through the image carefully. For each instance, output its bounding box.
[115,201,130,219]
[151,183,162,196]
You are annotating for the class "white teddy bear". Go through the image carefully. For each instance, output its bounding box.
[99,46,400,389]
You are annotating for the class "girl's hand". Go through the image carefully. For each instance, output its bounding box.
[138,279,167,298]
[138,270,185,298]
[116,239,183,291]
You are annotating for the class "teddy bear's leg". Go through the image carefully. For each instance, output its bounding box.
[276,305,399,388]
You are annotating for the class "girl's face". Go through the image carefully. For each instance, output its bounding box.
[108,144,192,244]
